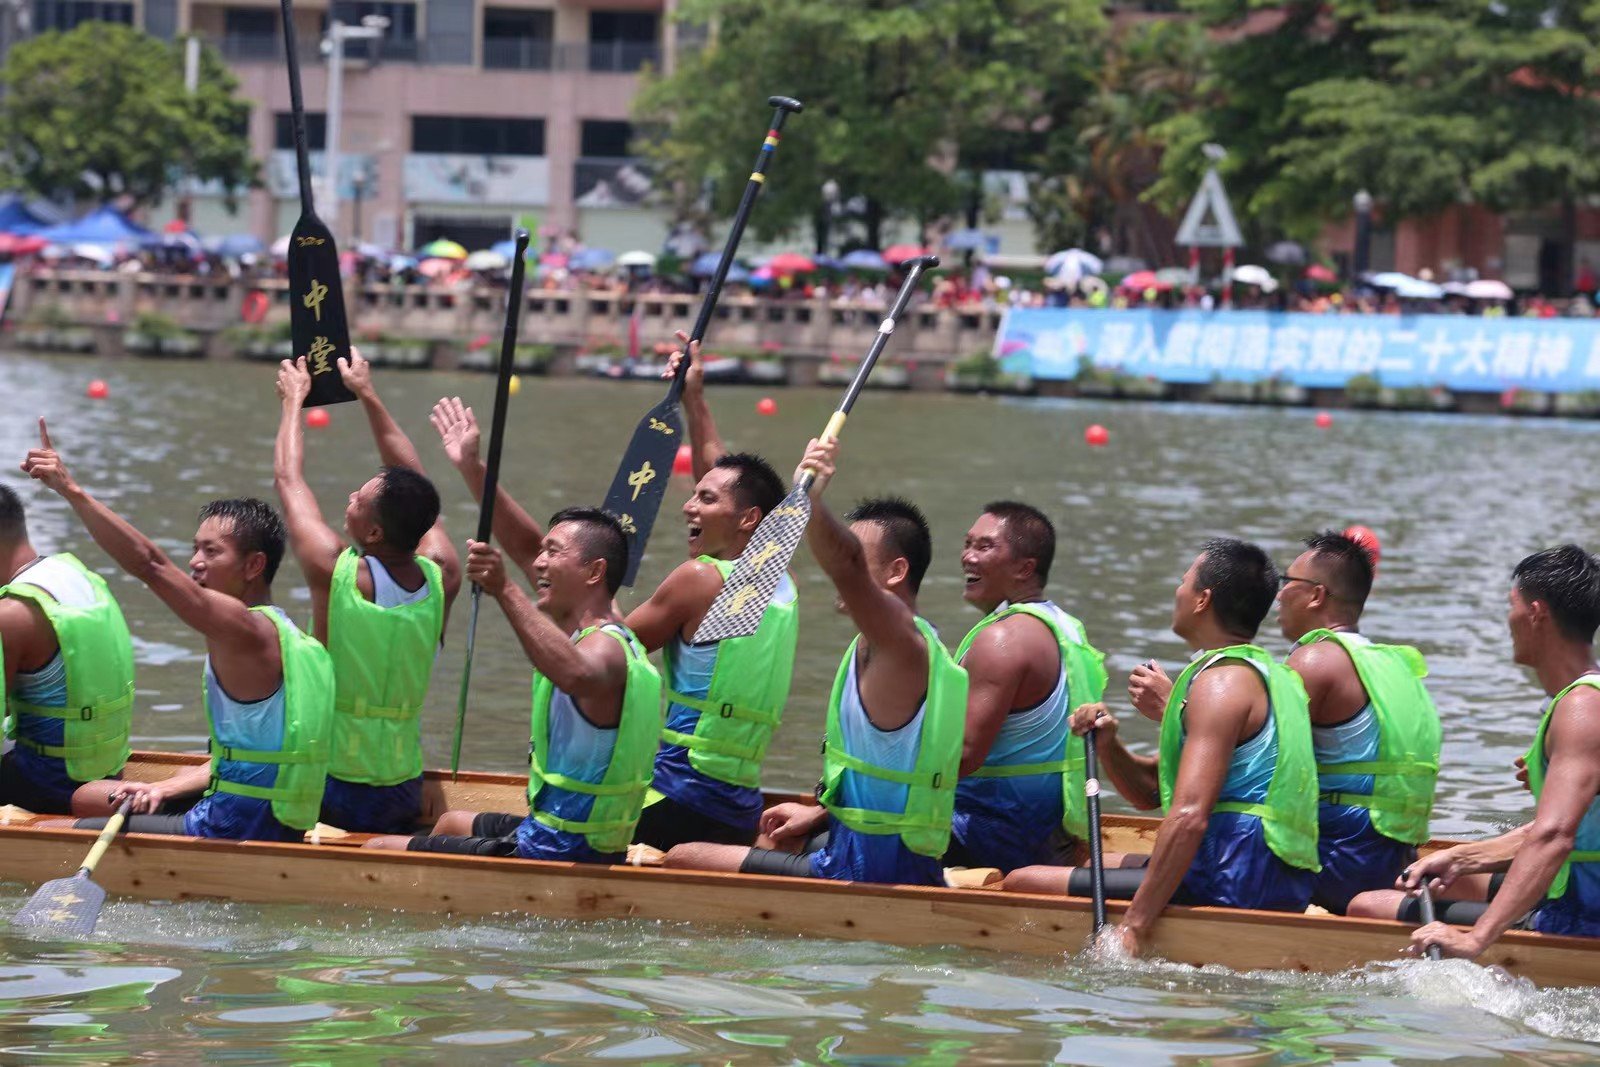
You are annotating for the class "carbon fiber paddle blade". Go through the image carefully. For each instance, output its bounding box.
[602,396,684,586]
[692,486,811,643]
[13,874,105,937]
[287,214,356,407]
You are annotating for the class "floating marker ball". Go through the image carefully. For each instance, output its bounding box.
[306,408,331,429]
[756,397,778,416]
[1344,525,1381,568]
[1315,411,1333,429]
[86,380,109,400]
[1085,424,1109,447]
[672,444,693,476]
[508,374,522,397]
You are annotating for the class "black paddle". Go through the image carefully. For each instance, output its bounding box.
[13,798,132,936]
[450,229,531,777]
[1084,729,1108,935]
[601,95,803,585]
[1416,882,1443,961]
[693,256,939,643]
[280,0,354,407]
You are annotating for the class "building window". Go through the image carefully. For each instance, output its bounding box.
[585,9,659,71]
[326,2,418,58]
[482,7,552,70]
[275,112,328,151]
[411,116,545,156]
[580,121,633,160]
[220,8,280,59]
[31,0,132,32]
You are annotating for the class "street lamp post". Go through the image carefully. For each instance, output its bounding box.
[817,179,839,257]
[1352,189,1373,279]
[323,15,388,239]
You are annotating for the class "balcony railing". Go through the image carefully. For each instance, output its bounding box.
[555,40,661,72]
[482,36,554,70]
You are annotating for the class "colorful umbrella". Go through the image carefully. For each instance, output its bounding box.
[464,249,509,271]
[840,249,889,271]
[417,257,456,278]
[1304,264,1338,283]
[766,252,816,275]
[883,244,930,264]
[568,247,617,271]
[617,250,657,269]
[418,238,468,260]
[1118,269,1170,291]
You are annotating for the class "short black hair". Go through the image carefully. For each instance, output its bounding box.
[0,484,26,542]
[1513,545,1600,644]
[1302,529,1374,608]
[198,498,287,585]
[549,506,629,596]
[982,500,1055,585]
[847,496,932,594]
[1196,537,1279,639]
[713,452,786,518]
[374,466,440,555]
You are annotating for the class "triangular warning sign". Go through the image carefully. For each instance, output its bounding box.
[1175,168,1243,248]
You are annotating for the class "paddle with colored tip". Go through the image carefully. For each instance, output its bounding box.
[13,798,132,936]
[601,96,803,586]
[693,256,939,644]
[450,230,532,778]
[1084,729,1108,935]
[1416,883,1443,961]
[280,0,354,407]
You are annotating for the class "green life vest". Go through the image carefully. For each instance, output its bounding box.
[529,624,663,854]
[2,553,136,782]
[1524,674,1600,900]
[661,555,799,789]
[1301,628,1441,845]
[1158,644,1321,873]
[953,602,1108,839]
[325,548,445,786]
[817,617,967,858]
[204,607,336,830]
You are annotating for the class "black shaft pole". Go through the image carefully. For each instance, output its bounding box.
[834,255,937,416]
[1085,730,1108,935]
[278,0,314,216]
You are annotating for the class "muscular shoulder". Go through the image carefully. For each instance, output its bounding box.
[661,557,724,604]
[965,611,1055,666]
[1286,638,1352,683]
[1550,682,1600,752]
[576,626,629,679]
[1185,660,1264,718]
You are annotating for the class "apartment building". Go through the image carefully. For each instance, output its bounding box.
[28,0,680,250]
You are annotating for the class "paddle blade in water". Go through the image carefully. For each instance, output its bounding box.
[287,213,355,407]
[13,873,106,937]
[692,484,811,643]
[602,395,684,586]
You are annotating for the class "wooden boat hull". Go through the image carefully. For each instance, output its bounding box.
[1,752,1592,987]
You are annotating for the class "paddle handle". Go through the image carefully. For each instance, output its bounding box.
[1084,730,1108,934]
[793,255,938,493]
[475,230,531,543]
[80,799,132,877]
[278,0,314,217]
[1417,883,1442,961]
[450,587,483,778]
[670,95,803,399]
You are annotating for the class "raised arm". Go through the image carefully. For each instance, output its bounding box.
[273,357,346,587]
[623,556,721,652]
[466,540,624,706]
[25,418,265,649]
[431,396,545,581]
[340,351,461,601]
[664,332,726,479]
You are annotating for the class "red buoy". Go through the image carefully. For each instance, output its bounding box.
[86,380,109,400]
[306,408,331,429]
[756,397,778,416]
[672,443,693,475]
[1084,423,1109,447]
[1344,525,1381,569]
[1315,411,1333,429]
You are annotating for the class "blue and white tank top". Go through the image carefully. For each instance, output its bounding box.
[7,556,96,781]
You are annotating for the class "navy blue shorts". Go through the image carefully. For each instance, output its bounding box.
[0,750,116,815]
[320,774,424,834]
[1313,805,1417,914]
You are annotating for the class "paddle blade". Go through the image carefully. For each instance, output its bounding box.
[287,213,356,407]
[13,873,106,937]
[692,485,811,643]
[602,395,684,586]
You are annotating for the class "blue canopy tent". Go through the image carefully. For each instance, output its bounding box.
[38,206,153,247]
[0,195,62,235]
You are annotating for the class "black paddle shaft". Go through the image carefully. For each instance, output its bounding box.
[668,95,804,404]
[476,230,532,543]
[825,255,938,427]
[279,0,313,216]
[1085,729,1108,935]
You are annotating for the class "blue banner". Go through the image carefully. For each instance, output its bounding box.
[997,309,1600,394]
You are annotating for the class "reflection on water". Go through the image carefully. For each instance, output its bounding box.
[3,355,1600,1058]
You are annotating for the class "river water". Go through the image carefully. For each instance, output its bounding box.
[2,353,1598,1060]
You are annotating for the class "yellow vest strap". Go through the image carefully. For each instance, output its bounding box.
[660,726,765,762]
[826,803,949,837]
[663,688,781,727]
[12,686,136,722]
[1320,790,1431,816]
[208,775,323,805]
[536,767,652,800]
[210,741,323,765]
[1213,800,1318,838]
[1315,760,1437,777]
[14,736,112,760]
[337,696,420,721]
[531,809,639,838]
[827,746,948,790]
[969,756,1081,779]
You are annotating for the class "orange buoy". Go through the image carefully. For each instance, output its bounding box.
[756,397,778,416]
[1315,411,1333,429]
[86,379,109,400]
[306,408,331,429]
[1084,424,1109,447]
[1344,525,1381,569]
[672,444,693,475]
[241,290,269,324]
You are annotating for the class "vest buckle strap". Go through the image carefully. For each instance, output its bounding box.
[720,702,734,719]
[931,772,943,789]
[79,706,95,721]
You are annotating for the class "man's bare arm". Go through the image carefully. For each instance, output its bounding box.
[431,396,545,580]
[959,624,1026,776]
[623,558,719,652]
[665,336,727,480]
[273,358,345,585]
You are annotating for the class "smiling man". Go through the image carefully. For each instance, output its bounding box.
[947,501,1107,873]
[26,420,335,842]
[275,351,461,834]
[367,510,661,863]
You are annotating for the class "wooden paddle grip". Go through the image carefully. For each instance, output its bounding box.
[81,809,126,875]
[820,410,847,443]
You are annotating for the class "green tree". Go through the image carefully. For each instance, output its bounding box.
[0,24,258,210]
[634,0,1105,250]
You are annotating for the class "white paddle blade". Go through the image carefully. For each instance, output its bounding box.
[692,486,812,643]
[13,874,106,937]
